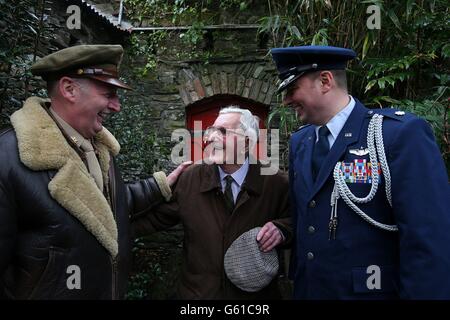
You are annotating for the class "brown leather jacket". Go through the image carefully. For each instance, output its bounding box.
[133,162,292,299]
[0,97,164,299]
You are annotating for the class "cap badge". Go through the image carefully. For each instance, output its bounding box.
[279,74,295,90]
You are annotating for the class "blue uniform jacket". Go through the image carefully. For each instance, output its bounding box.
[289,99,450,299]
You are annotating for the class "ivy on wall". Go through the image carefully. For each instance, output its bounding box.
[0,0,56,129]
[104,95,170,182]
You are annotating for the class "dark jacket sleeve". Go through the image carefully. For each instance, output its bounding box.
[125,177,165,219]
[130,200,180,238]
[389,117,450,299]
[0,133,18,296]
[270,172,293,247]
[130,177,183,238]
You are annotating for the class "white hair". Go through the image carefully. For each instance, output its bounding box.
[219,105,260,150]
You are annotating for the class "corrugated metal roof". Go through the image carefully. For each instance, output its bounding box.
[79,0,132,33]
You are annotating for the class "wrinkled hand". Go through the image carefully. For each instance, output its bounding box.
[167,161,193,187]
[256,221,284,252]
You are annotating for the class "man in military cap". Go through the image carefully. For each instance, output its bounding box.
[271,45,450,299]
[0,44,190,299]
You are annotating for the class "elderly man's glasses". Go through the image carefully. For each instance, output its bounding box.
[204,126,247,138]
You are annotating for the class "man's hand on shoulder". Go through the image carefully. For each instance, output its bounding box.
[167,161,193,187]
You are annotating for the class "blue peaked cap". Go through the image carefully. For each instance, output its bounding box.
[270,45,357,93]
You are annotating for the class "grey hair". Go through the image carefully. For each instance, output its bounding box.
[219,105,260,150]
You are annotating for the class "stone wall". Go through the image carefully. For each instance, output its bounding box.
[120,27,282,162]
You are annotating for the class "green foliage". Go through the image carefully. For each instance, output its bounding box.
[267,102,299,137]
[267,101,300,169]
[0,0,55,129]
[260,0,449,167]
[126,232,183,300]
[104,96,170,182]
[219,0,249,10]
[125,272,153,300]
[124,0,253,75]
[179,20,207,46]
[363,53,436,93]
[129,30,168,77]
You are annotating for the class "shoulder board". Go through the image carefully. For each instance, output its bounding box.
[367,107,413,121]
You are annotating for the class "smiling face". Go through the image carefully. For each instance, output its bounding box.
[282,73,325,125]
[203,112,248,167]
[71,78,121,138]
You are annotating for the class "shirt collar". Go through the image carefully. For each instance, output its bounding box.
[49,107,86,148]
[315,95,355,140]
[218,157,249,187]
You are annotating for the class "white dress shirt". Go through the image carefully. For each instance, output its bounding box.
[315,95,355,149]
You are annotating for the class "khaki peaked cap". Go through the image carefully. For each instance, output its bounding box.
[31,44,132,90]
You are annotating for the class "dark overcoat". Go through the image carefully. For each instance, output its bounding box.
[133,162,292,299]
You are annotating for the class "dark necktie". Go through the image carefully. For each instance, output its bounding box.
[312,125,330,181]
[223,175,235,214]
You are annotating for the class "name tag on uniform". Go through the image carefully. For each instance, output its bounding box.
[340,159,381,183]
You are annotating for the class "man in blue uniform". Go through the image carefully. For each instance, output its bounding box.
[270,45,450,299]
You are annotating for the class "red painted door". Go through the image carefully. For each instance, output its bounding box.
[185,94,269,162]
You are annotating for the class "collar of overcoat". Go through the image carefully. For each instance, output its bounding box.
[199,161,264,197]
[10,96,120,257]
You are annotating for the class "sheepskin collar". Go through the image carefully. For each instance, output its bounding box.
[10,96,121,257]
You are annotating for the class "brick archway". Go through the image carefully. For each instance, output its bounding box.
[177,63,278,107]
[177,63,278,161]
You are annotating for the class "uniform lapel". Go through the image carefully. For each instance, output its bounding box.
[310,100,368,198]
[295,128,315,193]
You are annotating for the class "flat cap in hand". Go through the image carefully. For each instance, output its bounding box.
[224,227,279,292]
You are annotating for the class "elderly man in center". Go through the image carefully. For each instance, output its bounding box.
[132,106,292,299]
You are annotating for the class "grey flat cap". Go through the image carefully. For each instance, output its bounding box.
[224,227,279,292]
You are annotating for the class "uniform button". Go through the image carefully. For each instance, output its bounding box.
[308,200,316,208]
[307,252,314,260]
[308,226,315,234]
